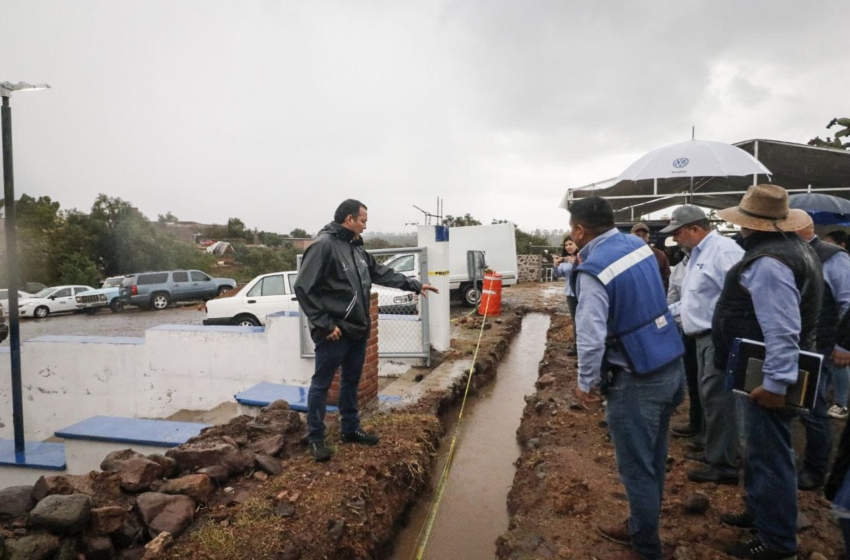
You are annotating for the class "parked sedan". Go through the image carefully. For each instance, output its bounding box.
[19,285,96,318]
[205,271,300,326]
[204,270,419,327]
[0,289,31,311]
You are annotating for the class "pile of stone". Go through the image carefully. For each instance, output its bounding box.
[0,401,302,560]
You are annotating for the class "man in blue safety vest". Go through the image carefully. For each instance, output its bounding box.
[569,196,685,560]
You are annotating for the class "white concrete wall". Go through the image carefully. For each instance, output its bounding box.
[0,312,426,443]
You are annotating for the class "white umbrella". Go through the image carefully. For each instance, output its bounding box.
[616,139,771,182]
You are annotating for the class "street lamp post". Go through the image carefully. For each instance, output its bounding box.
[1,81,50,453]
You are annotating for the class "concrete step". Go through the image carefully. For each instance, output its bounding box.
[233,382,403,415]
[0,439,66,486]
[234,382,337,416]
[379,359,474,407]
[55,416,209,475]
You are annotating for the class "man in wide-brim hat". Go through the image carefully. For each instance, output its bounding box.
[712,184,823,560]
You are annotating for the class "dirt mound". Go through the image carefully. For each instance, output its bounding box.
[169,413,442,559]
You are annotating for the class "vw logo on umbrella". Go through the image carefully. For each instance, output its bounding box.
[672,158,690,169]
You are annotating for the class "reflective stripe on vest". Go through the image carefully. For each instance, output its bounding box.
[597,244,654,286]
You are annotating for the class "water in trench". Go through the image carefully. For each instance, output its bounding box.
[391,313,551,560]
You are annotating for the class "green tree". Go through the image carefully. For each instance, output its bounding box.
[443,213,482,227]
[157,211,179,224]
[227,218,250,240]
[234,245,298,280]
[289,228,310,238]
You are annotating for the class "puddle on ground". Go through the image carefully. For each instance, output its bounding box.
[391,313,550,560]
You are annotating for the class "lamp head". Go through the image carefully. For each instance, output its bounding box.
[0,82,52,98]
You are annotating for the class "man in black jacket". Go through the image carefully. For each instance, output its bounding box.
[294,199,438,462]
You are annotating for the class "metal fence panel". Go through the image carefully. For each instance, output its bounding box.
[298,247,430,362]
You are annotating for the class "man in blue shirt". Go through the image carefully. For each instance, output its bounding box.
[663,206,744,485]
[570,197,685,560]
[713,184,822,560]
[795,216,850,490]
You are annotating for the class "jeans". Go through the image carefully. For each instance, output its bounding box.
[606,359,685,559]
[741,396,798,554]
[683,334,702,433]
[842,518,850,559]
[799,353,833,478]
[566,295,578,345]
[833,366,850,408]
[307,337,367,443]
[695,334,739,475]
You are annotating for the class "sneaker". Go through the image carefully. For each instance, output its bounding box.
[309,440,332,462]
[725,537,797,559]
[828,405,849,420]
[683,451,708,464]
[687,466,739,485]
[721,511,756,529]
[340,429,380,445]
[596,520,631,546]
[670,422,699,438]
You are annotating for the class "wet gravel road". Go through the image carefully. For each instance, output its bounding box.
[5,304,207,342]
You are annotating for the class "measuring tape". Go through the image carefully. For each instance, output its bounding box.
[413,294,491,559]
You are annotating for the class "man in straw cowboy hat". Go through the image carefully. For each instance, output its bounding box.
[712,184,822,560]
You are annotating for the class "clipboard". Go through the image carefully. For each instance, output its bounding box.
[725,337,822,410]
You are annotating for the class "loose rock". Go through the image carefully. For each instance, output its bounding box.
[157,474,213,502]
[28,494,91,535]
[91,506,127,535]
[3,534,61,560]
[536,374,556,389]
[250,434,286,457]
[328,518,345,541]
[196,465,229,484]
[255,454,283,476]
[683,493,710,515]
[142,531,174,559]
[146,455,178,478]
[101,449,146,471]
[166,443,252,475]
[84,535,114,560]
[115,458,164,492]
[52,538,77,560]
[136,493,195,538]
[0,486,35,518]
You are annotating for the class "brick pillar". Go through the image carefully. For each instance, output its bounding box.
[327,292,379,406]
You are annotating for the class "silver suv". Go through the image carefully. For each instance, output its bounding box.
[119,270,236,310]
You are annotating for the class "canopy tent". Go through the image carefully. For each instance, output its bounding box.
[562,139,850,221]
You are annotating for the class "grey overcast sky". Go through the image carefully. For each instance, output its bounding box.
[1,1,848,234]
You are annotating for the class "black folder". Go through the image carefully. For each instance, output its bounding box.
[725,338,822,410]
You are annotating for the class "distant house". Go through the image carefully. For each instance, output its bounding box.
[159,221,212,244]
[205,241,235,256]
[283,237,315,251]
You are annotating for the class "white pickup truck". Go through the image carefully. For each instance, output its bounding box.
[384,222,519,306]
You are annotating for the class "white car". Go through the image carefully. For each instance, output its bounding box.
[0,289,31,311]
[203,270,418,327]
[19,285,96,319]
[204,271,301,327]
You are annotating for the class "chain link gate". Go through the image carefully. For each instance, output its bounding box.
[298,247,431,364]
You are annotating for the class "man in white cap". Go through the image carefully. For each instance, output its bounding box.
[712,184,822,560]
[662,205,744,485]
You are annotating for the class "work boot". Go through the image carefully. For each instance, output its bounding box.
[670,422,699,438]
[725,537,797,559]
[596,520,631,546]
[721,511,756,529]
[309,440,332,462]
[796,469,824,491]
[683,451,708,463]
[591,549,650,560]
[687,466,739,485]
[340,429,380,445]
